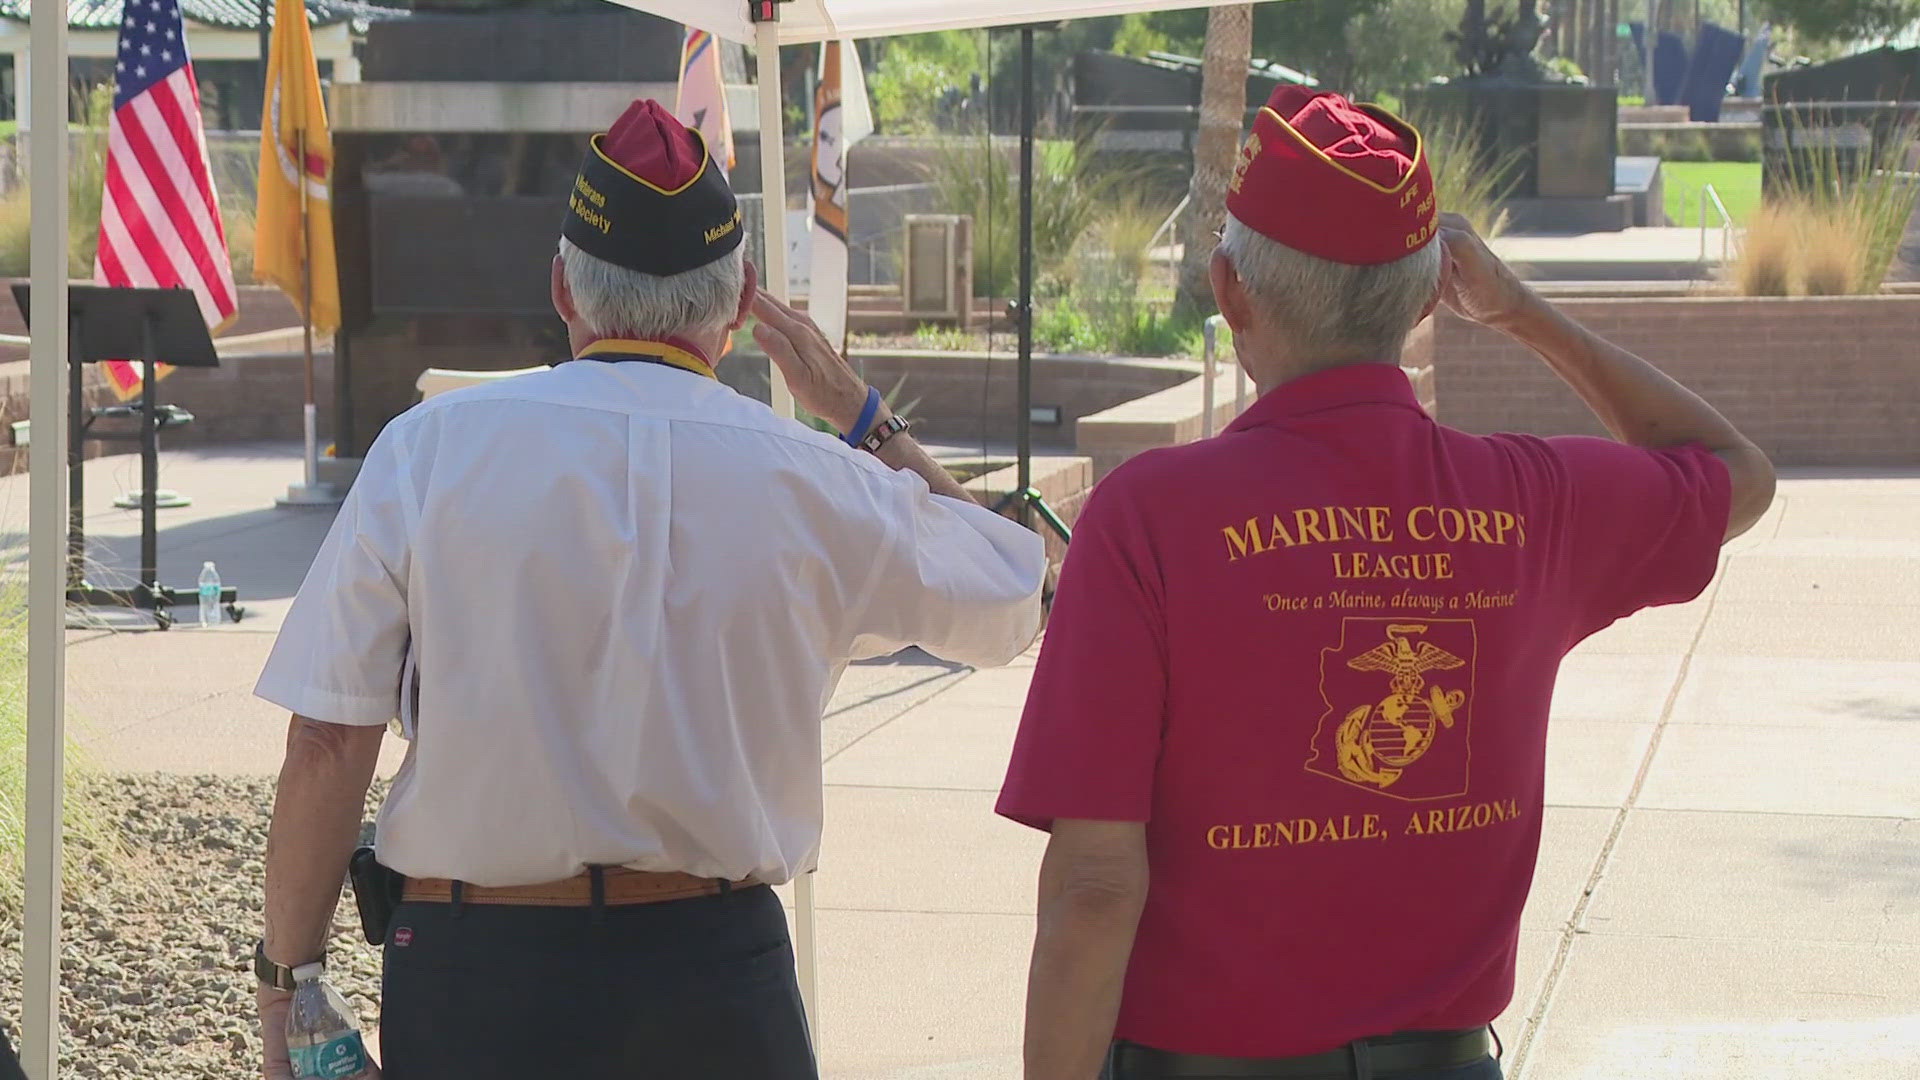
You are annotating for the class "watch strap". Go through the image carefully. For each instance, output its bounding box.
[254,940,314,992]
[859,414,911,455]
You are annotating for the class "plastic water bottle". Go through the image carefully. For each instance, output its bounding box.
[197,562,220,627]
[286,963,376,1079]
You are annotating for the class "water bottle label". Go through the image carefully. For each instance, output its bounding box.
[199,584,219,599]
[290,1032,369,1078]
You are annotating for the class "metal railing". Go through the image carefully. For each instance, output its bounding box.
[1698,182,1737,268]
[1147,193,1192,280]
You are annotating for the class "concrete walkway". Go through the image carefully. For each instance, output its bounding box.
[12,445,1918,1079]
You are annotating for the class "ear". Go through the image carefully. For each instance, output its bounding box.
[551,254,578,324]
[1210,248,1253,333]
[1417,243,1449,324]
[729,260,759,332]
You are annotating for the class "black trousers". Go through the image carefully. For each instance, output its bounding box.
[0,1023,24,1080]
[1104,1040,1503,1080]
[379,883,816,1079]
[1107,1058,1500,1080]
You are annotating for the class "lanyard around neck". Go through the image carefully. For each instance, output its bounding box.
[574,337,718,380]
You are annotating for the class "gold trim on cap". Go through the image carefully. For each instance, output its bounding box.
[588,126,714,197]
[1256,100,1426,197]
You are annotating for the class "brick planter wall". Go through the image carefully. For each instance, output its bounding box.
[1430,297,1920,467]
[0,349,333,473]
[150,351,337,447]
[0,361,114,475]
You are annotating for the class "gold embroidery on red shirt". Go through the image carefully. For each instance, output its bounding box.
[1308,619,1477,800]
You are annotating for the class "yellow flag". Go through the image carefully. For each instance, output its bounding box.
[255,0,340,334]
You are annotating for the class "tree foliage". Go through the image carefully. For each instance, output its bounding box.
[1757,0,1920,43]
[1116,0,1464,98]
[867,31,985,135]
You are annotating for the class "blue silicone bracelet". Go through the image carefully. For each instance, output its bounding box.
[844,385,882,447]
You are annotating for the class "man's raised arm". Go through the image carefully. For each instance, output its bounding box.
[1437,213,1776,541]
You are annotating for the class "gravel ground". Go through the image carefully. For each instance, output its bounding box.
[0,775,386,1079]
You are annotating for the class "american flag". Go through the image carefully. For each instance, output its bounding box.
[97,0,238,395]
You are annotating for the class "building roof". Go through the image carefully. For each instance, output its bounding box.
[0,0,409,31]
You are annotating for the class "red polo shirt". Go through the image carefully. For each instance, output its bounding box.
[997,363,1730,1058]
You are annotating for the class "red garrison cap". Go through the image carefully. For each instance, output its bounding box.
[601,98,706,190]
[1225,86,1438,266]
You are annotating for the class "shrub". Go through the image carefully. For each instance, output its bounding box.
[1405,107,1520,239]
[1033,298,1097,353]
[1798,205,1867,295]
[1024,194,1206,358]
[0,190,29,278]
[928,136,1113,299]
[910,324,973,351]
[1730,108,1920,295]
[0,583,122,909]
[1729,204,1794,296]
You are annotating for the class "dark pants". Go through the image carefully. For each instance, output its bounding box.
[0,1023,24,1080]
[1104,1041,1503,1080]
[379,883,815,1079]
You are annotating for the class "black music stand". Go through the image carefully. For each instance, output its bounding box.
[12,284,241,629]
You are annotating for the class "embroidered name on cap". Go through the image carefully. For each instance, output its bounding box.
[561,99,744,278]
[1225,87,1439,266]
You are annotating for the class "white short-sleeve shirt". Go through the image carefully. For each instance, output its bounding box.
[255,360,1046,886]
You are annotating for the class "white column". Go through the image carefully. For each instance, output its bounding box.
[755,27,816,1043]
[24,0,68,1074]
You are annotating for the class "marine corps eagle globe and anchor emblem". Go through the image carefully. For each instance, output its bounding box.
[1307,620,1477,800]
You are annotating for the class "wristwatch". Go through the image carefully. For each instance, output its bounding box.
[254,940,317,992]
[858,414,911,455]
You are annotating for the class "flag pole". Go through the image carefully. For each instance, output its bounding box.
[301,126,317,491]
[276,84,338,506]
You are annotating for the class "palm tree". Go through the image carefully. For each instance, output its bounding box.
[1177,4,1255,317]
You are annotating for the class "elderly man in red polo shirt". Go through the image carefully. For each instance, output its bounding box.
[997,86,1776,1080]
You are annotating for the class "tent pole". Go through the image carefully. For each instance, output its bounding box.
[757,25,797,421]
[753,15,816,1040]
[1016,25,1035,525]
[25,0,70,1073]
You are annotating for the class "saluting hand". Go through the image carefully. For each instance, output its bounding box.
[1437,212,1537,331]
[750,290,882,435]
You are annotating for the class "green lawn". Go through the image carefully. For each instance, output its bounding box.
[1663,161,1762,228]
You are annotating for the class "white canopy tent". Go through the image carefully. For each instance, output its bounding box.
[628,0,1244,43]
[19,1,1248,1074]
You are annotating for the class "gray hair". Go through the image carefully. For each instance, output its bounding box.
[1218,214,1443,361]
[558,237,747,341]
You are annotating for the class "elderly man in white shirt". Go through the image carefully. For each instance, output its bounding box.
[251,99,1046,1080]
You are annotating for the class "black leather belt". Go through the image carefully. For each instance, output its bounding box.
[1111,1027,1493,1079]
